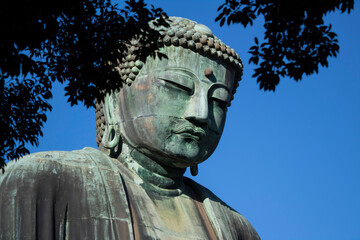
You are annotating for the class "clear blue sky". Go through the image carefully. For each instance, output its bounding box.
[27,1,360,239]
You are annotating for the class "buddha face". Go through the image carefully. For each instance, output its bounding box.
[116,46,235,168]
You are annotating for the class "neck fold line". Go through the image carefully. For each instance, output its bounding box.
[119,143,186,196]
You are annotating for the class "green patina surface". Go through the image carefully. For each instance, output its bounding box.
[0,17,260,240]
[110,46,234,167]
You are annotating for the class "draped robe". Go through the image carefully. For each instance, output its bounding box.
[0,148,260,239]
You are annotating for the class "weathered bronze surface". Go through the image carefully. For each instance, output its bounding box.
[0,17,260,239]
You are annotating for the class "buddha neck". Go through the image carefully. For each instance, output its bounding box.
[119,143,187,196]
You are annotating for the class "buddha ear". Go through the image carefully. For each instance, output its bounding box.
[190,164,198,176]
[101,91,121,149]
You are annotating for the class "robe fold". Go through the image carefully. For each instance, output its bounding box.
[0,147,260,240]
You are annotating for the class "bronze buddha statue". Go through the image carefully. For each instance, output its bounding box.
[0,17,260,240]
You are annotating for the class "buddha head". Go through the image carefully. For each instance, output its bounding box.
[95,17,243,172]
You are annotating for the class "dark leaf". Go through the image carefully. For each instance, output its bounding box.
[220,17,226,27]
[217,0,354,91]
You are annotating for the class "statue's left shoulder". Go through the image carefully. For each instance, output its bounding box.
[184,177,261,240]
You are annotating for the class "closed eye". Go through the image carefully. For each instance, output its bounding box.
[209,86,230,107]
[156,70,195,93]
[210,97,228,110]
[158,77,193,93]
[210,96,228,105]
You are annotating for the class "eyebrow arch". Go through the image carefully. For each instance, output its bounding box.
[162,67,200,81]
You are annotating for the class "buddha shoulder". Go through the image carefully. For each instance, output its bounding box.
[0,147,116,185]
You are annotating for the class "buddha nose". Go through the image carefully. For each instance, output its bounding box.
[184,89,209,125]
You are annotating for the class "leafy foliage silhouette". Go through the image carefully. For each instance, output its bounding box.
[1,0,355,171]
[216,0,354,91]
[0,0,168,171]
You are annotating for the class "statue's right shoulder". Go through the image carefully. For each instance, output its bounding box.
[0,148,134,240]
[0,147,116,184]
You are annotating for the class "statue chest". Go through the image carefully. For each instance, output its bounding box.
[124,179,218,240]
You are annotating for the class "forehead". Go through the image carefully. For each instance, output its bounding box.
[140,46,235,88]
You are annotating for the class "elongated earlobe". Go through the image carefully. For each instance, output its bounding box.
[190,164,198,176]
[102,92,121,151]
[102,123,120,149]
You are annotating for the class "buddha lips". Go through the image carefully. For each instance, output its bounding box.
[172,123,206,142]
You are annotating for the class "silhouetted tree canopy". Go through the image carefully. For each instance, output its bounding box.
[1,0,355,171]
[216,0,354,91]
[0,0,167,171]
